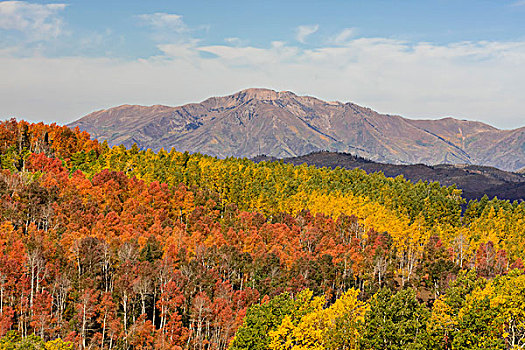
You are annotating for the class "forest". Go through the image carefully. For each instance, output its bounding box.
[0,119,524,349]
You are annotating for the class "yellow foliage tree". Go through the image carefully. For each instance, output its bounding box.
[268,288,367,350]
[44,338,74,350]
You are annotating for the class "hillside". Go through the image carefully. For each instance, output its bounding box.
[1,119,525,349]
[254,151,525,201]
[70,88,525,171]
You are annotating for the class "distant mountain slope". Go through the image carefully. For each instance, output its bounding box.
[69,88,525,171]
[253,151,525,201]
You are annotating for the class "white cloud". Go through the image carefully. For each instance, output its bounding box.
[158,40,201,60]
[224,37,239,43]
[138,12,187,33]
[0,1,66,40]
[295,24,319,43]
[198,41,300,67]
[137,12,205,48]
[332,28,356,44]
[224,37,245,46]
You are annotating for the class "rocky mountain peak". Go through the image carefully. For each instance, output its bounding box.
[232,88,296,102]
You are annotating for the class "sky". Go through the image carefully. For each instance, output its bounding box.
[0,0,525,128]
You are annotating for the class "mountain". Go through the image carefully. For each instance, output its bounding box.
[69,88,525,171]
[253,151,525,201]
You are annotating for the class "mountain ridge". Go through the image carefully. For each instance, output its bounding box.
[252,151,525,201]
[69,88,525,171]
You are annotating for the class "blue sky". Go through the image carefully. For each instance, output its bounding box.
[1,0,525,128]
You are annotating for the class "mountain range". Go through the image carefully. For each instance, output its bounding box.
[69,88,525,171]
[253,152,525,202]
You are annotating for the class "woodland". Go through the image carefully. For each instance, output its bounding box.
[0,119,524,349]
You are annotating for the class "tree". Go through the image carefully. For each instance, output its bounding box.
[269,288,367,350]
[359,288,429,350]
[229,293,295,350]
[451,270,525,350]
[427,269,486,349]
[75,288,99,349]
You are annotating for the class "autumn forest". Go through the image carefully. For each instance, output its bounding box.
[0,119,524,350]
